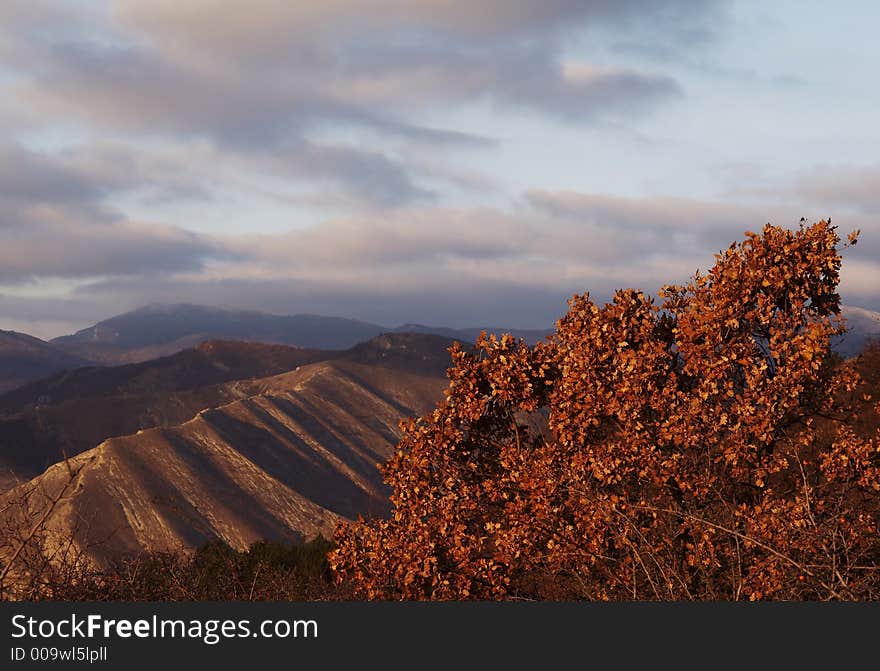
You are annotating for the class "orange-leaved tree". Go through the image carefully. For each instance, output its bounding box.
[330,221,879,600]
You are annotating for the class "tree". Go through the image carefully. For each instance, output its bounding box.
[330,221,880,600]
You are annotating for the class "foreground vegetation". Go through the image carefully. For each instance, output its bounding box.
[1,537,344,601]
[332,221,880,600]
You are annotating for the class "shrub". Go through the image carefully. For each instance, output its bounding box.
[331,221,880,600]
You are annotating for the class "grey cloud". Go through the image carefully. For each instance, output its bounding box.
[0,293,124,340]
[217,196,798,300]
[788,164,880,216]
[16,2,709,148]
[500,63,681,120]
[0,215,228,282]
[117,1,721,56]
[726,163,880,262]
[17,35,498,151]
[17,40,451,208]
[734,164,880,217]
[7,189,877,338]
[0,1,99,52]
[0,143,230,282]
[3,1,721,211]
[527,189,880,309]
[0,142,211,213]
[62,218,880,341]
[526,189,770,251]
[275,142,435,208]
[0,144,109,209]
[224,196,791,285]
[231,209,530,269]
[329,36,682,119]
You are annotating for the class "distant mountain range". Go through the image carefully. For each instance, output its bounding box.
[50,303,552,365]
[0,303,549,393]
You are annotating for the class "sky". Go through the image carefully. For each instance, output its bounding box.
[1,0,878,338]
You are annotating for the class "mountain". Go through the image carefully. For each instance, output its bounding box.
[50,303,553,365]
[0,331,90,394]
[51,304,388,364]
[836,305,880,358]
[0,334,457,492]
[390,323,551,346]
[2,358,447,567]
[0,301,544,393]
[342,332,462,376]
[0,340,333,415]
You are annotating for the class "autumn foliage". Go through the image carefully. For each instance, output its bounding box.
[330,221,880,600]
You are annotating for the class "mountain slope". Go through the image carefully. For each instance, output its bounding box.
[7,361,446,567]
[0,339,332,414]
[0,331,89,394]
[0,334,457,492]
[0,341,333,491]
[340,332,460,376]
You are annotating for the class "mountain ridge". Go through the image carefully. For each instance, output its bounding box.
[0,334,457,491]
[0,330,90,394]
[49,303,553,365]
[3,359,447,567]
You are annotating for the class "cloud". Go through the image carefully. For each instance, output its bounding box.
[0,143,229,282]
[215,193,878,318]
[788,164,880,216]
[229,191,774,280]
[116,1,720,56]
[3,0,717,210]
[0,144,109,209]
[176,195,822,302]
[526,189,771,252]
[269,142,435,208]
[0,219,225,282]
[109,0,702,122]
[17,0,859,341]
[0,292,118,340]
[5,186,876,338]
[726,162,880,263]
[0,142,211,210]
[737,163,880,217]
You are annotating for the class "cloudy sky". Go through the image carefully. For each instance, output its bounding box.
[1,0,878,338]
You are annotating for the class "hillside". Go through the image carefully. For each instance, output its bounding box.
[0,334,456,491]
[0,339,333,414]
[0,331,90,394]
[340,332,461,376]
[4,360,446,567]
